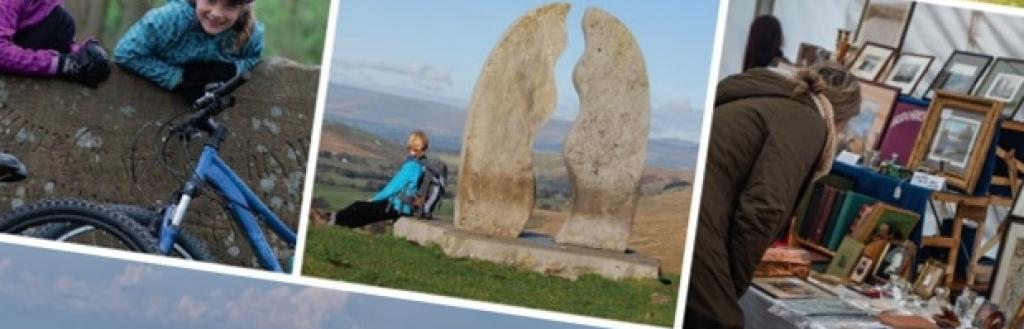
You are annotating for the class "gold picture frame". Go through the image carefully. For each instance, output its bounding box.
[908,92,1002,194]
[912,259,946,299]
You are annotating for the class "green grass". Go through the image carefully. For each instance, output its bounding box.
[302,227,680,326]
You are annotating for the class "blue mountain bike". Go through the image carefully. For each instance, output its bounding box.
[1,73,297,272]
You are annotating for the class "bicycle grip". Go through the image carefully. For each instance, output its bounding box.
[214,72,251,97]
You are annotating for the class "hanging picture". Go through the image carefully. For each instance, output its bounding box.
[927,51,994,99]
[990,219,1024,312]
[752,277,835,299]
[974,58,1024,119]
[842,80,900,154]
[909,92,1001,194]
[878,97,929,166]
[883,53,934,94]
[849,43,896,81]
[853,0,915,48]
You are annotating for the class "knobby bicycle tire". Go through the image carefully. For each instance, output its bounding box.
[0,198,158,254]
[33,204,216,262]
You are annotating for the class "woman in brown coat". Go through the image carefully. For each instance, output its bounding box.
[684,62,861,329]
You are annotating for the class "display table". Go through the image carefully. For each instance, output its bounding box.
[739,280,943,329]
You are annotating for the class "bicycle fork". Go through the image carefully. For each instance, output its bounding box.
[158,181,200,255]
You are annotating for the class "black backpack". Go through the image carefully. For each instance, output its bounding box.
[404,158,447,218]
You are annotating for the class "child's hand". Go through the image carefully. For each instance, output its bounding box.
[58,40,111,88]
[174,61,236,102]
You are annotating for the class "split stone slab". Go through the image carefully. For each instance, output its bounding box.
[555,8,650,252]
[454,3,570,238]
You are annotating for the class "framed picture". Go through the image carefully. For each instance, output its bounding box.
[850,256,875,284]
[927,51,995,99]
[974,58,1024,119]
[990,219,1024,312]
[909,92,1002,194]
[878,97,929,166]
[873,240,917,282]
[850,203,920,242]
[842,80,900,154]
[883,53,934,94]
[849,42,896,81]
[827,237,865,277]
[853,0,916,49]
[912,259,945,298]
[752,277,835,299]
[797,43,833,68]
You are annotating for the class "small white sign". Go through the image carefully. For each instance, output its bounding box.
[910,172,946,191]
[836,151,862,166]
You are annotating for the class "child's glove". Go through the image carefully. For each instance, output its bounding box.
[57,40,111,88]
[174,61,237,103]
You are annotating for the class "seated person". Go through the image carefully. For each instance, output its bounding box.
[331,131,429,228]
[0,0,110,87]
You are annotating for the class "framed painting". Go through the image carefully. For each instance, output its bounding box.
[873,240,917,283]
[752,277,834,299]
[853,0,915,49]
[990,219,1024,312]
[842,80,900,154]
[827,236,865,277]
[974,58,1024,119]
[883,53,934,94]
[912,259,945,299]
[878,96,929,166]
[909,92,1002,194]
[927,51,994,99]
[849,42,896,81]
[850,255,874,284]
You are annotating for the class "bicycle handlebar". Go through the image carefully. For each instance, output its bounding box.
[192,72,251,110]
[172,73,251,137]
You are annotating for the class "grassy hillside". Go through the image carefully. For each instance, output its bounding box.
[302,227,680,326]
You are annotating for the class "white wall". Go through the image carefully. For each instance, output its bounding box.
[718,0,758,78]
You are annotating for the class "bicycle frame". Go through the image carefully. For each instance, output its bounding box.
[159,145,297,272]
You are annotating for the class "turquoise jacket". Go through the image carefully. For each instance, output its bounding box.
[372,156,423,215]
[113,0,264,90]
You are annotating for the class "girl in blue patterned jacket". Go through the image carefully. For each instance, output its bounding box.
[114,0,263,101]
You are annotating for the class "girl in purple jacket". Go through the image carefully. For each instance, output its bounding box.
[0,0,110,87]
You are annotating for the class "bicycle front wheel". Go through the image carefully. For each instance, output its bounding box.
[34,204,215,262]
[0,199,158,254]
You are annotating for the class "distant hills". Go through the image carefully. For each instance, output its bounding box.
[323,83,699,170]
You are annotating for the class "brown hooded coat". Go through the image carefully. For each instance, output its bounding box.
[684,68,828,329]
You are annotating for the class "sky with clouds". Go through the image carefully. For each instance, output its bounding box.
[330,1,720,143]
[0,242,596,329]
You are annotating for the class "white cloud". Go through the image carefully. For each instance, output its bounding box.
[650,97,705,142]
[115,265,160,287]
[176,295,208,320]
[224,286,348,329]
[0,258,12,274]
[337,58,454,91]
